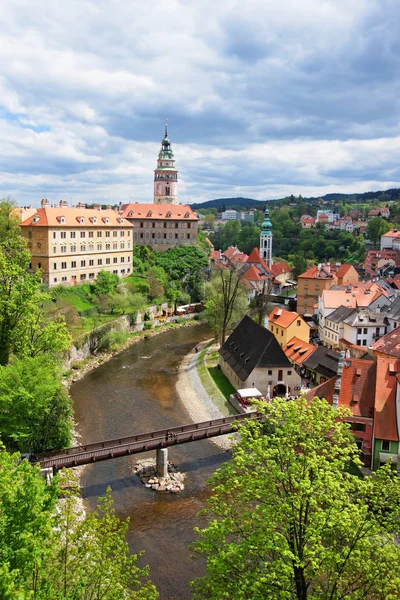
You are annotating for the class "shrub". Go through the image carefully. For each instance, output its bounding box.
[97,330,129,352]
[143,322,152,330]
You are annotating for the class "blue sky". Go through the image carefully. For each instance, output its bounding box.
[1,0,400,206]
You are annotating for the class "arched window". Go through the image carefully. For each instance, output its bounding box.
[166,186,170,196]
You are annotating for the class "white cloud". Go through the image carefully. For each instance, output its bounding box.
[0,0,399,204]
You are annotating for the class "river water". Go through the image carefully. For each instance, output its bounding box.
[71,324,229,600]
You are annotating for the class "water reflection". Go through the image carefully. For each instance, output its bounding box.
[71,325,228,599]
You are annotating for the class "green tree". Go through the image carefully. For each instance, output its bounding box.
[0,356,72,452]
[250,279,272,325]
[204,265,247,344]
[0,450,158,599]
[93,270,119,295]
[13,294,71,359]
[367,217,391,247]
[0,198,20,243]
[0,236,41,365]
[147,266,167,300]
[0,444,59,598]
[192,397,400,600]
[291,251,308,279]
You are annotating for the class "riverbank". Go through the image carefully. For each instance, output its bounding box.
[63,317,202,390]
[176,339,238,451]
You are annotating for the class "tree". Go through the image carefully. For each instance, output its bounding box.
[204,213,216,230]
[204,265,247,344]
[291,251,308,279]
[0,198,20,244]
[0,236,42,365]
[93,270,119,295]
[0,356,72,452]
[13,294,71,358]
[147,266,167,300]
[250,279,272,325]
[367,217,391,247]
[192,397,400,600]
[0,449,158,599]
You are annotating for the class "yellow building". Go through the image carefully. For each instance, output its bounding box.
[20,205,133,287]
[268,307,310,347]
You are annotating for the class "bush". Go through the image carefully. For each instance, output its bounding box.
[97,330,129,352]
[143,322,152,330]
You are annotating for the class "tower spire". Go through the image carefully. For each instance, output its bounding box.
[154,121,178,204]
[260,206,273,267]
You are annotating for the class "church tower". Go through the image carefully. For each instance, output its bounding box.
[154,123,178,204]
[260,207,273,267]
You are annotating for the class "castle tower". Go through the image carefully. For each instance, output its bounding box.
[260,207,273,267]
[154,122,178,204]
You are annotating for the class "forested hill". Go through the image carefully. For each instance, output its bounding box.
[190,197,260,211]
[190,187,400,211]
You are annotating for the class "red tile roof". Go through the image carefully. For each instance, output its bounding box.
[20,207,133,228]
[246,247,271,273]
[210,249,222,261]
[373,356,400,441]
[271,261,291,277]
[305,358,376,418]
[223,246,240,259]
[372,327,400,358]
[120,203,198,221]
[230,252,249,263]
[241,265,267,282]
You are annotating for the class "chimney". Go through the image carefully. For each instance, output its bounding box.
[93,203,102,211]
[332,351,346,409]
[41,198,50,208]
[59,199,68,207]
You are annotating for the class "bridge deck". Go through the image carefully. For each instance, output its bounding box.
[38,412,259,471]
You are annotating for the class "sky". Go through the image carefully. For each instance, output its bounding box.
[1,0,400,207]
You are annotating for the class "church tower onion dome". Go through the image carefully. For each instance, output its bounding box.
[260,207,273,268]
[154,122,178,205]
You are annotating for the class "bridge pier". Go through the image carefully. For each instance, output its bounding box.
[156,448,168,478]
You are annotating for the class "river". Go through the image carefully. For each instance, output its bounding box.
[71,324,229,600]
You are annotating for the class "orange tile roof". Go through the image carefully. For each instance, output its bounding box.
[336,264,357,279]
[372,327,400,358]
[231,252,249,263]
[271,261,291,276]
[283,336,317,365]
[120,203,198,221]
[246,248,271,273]
[210,249,222,261]
[222,246,240,259]
[20,207,133,228]
[373,356,400,441]
[269,307,304,329]
[321,286,386,309]
[241,265,267,282]
[305,358,376,419]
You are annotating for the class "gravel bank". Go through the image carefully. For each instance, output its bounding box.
[176,339,236,450]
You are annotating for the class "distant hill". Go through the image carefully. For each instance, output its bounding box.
[190,197,262,211]
[190,187,400,212]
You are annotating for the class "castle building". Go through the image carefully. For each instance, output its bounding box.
[260,208,272,267]
[120,203,198,251]
[19,203,133,287]
[154,124,178,204]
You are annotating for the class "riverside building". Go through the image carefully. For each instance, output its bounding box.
[20,201,133,287]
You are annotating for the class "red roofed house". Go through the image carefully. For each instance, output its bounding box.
[368,207,390,219]
[305,354,376,467]
[297,263,359,316]
[270,261,293,292]
[20,203,134,287]
[371,328,400,470]
[268,307,310,346]
[364,249,399,276]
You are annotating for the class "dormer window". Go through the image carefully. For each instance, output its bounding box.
[129,211,133,217]
[56,216,65,224]
[185,212,190,218]
[147,211,152,217]
[92,217,97,224]
[76,216,85,224]
[166,211,172,218]
[102,217,109,224]
[33,216,41,224]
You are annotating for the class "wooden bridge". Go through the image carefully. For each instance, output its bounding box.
[37,412,260,473]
